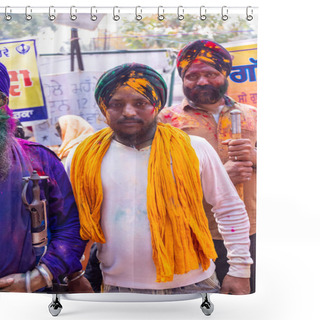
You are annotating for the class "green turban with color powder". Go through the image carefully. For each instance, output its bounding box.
[95,63,167,116]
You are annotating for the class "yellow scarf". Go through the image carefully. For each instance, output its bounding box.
[70,123,217,282]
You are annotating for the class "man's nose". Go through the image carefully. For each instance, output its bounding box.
[197,76,209,86]
[122,103,137,117]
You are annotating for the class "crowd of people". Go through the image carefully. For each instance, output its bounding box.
[0,39,256,295]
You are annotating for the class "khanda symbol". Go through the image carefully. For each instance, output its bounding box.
[16,43,31,55]
[22,170,49,248]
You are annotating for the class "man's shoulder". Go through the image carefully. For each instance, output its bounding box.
[159,104,185,117]
[189,135,220,168]
[233,101,257,115]
[230,99,257,132]
[17,139,61,161]
[189,134,208,145]
[189,135,215,154]
[159,103,199,128]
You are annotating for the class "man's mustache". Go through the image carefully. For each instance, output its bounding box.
[193,85,220,92]
[117,117,144,124]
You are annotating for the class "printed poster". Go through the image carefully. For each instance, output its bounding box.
[0,39,47,123]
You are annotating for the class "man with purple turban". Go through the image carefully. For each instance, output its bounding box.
[159,40,257,293]
[0,62,92,293]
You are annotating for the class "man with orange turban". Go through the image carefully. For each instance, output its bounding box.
[159,40,257,292]
[67,63,252,295]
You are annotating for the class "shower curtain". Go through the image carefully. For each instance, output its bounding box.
[0,6,257,301]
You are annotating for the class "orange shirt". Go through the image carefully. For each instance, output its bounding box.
[159,96,257,239]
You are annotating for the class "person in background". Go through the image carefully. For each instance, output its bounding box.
[56,115,95,166]
[159,40,257,292]
[0,62,93,293]
[66,63,252,295]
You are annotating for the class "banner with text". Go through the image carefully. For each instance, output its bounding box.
[226,42,257,107]
[33,71,106,146]
[0,39,47,123]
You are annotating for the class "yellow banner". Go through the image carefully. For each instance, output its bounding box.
[0,39,47,122]
[226,42,257,107]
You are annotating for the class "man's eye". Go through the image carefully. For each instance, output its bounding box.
[135,101,147,108]
[109,102,122,109]
[186,74,198,80]
[206,73,217,78]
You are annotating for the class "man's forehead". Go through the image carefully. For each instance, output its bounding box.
[185,61,220,74]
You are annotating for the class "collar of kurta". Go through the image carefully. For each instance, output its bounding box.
[180,95,236,113]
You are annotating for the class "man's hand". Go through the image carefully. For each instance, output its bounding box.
[220,275,250,295]
[0,264,53,292]
[224,160,253,185]
[67,276,94,293]
[0,274,25,292]
[222,138,256,164]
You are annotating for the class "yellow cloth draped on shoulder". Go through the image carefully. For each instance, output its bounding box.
[70,123,217,282]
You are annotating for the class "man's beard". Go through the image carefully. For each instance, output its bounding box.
[114,117,158,146]
[183,80,229,105]
[0,108,13,182]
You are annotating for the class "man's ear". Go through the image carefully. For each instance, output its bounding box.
[0,92,8,107]
[104,110,111,125]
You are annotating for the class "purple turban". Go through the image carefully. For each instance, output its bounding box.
[176,40,232,78]
[0,62,10,97]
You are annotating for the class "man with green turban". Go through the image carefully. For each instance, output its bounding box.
[67,62,252,295]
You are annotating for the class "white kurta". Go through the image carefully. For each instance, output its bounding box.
[66,134,252,290]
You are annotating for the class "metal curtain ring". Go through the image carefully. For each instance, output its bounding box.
[48,6,56,21]
[113,6,120,21]
[25,6,32,21]
[246,6,254,21]
[158,6,164,21]
[135,6,142,21]
[177,6,184,21]
[200,6,206,20]
[70,6,77,21]
[5,6,12,21]
[221,6,228,21]
[91,6,97,21]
